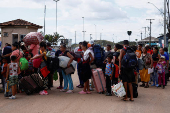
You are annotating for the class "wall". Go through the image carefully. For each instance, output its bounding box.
[1,26,38,48]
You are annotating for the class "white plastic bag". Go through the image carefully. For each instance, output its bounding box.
[148,68,154,74]
[58,56,77,69]
[112,82,126,97]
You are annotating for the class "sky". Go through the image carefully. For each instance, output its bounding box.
[0,0,167,44]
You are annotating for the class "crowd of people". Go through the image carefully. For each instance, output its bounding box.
[0,39,169,102]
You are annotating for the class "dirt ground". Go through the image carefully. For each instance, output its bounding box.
[0,72,170,113]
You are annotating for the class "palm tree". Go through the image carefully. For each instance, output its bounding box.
[44,32,64,45]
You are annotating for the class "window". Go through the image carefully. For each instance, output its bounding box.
[3,32,8,37]
[20,35,26,41]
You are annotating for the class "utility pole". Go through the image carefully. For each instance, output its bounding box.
[82,17,86,41]
[94,24,97,40]
[142,27,149,38]
[100,33,102,40]
[44,5,46,36]
[141,32,142,40]
[90,34,92,40]
[75,31,76,44]
[146,19,155,46]
[164,0,167,47]
[53,0,59,33]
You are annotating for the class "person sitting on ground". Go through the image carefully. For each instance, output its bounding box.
[6,56,19,99]
[105,54,114,96]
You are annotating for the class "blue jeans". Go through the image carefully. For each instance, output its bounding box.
[77,63,84,85]
[152,69,158,85]
[62,71,74,90]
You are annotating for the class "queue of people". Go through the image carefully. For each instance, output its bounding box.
[0,39,169,102]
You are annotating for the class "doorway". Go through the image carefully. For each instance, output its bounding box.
[12,34,18,44]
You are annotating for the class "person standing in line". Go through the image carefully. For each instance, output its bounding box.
[31,42,49,95]
[119,40,135,101]
[79,41,94,94]
[105,54,114,96]
[59,43,74,94]
[151,47,160,87]
[6,56,19,99]
[140,47,152,88]
[159,48,169,86]
[55,49,63,89]
[75,42,84,88]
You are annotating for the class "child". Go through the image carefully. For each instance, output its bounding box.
[6,56,19,99]
[105,54,114,96]
[1,57,8,91]
[156,56,166,89]
[27,53,34,75]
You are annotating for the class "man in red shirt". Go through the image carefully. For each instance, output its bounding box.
[146,45,153,55]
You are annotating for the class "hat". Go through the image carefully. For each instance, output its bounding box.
[87,43,91,48]
[161,56,165,59]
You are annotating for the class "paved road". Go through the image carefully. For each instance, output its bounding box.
[0,72,170,113]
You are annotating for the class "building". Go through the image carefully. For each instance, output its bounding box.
[0,19,42,48]
[137,37,159,46]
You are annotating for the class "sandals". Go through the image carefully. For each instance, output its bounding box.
[122,98,128,101]
[129,99,134,102]
[144,85,149,88]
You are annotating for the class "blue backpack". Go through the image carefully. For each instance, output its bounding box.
[121,47,137,69]
[93,44,105,67]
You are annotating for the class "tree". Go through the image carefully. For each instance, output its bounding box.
[44,32,64,45]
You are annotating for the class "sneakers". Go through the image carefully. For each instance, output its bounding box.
[155,84,159,87]
[79,90,87,94]
[57,86,63,89]
[66,90,74,94]
[9,95,16,99]
[60,89,67,92]
[86,91,91,94]
[89,88,94,91]
[39,90,48,95]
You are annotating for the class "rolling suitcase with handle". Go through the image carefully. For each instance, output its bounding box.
[19,76,38,95]
[92,68,106,94]
[30,73,44,90]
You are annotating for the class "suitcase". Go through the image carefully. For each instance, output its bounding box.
[92,68,106,93]
[19,76,38,95]
[127,83,138,98]
[30,73,44,90]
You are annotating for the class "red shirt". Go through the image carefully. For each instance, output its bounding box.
[77,49,82,63]
[147,49,153,55]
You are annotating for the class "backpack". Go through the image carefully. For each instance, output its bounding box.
[121,47,137,69]
[46,50,59,72]
[138,59,144,70]
[93,44,105,67]
[46,56,59,72]
[19,57,29,71]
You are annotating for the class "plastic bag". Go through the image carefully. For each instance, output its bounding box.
[46,51,56,58]
[53,71,58,81]
[58,56,77,69]
[112,82,126,97]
